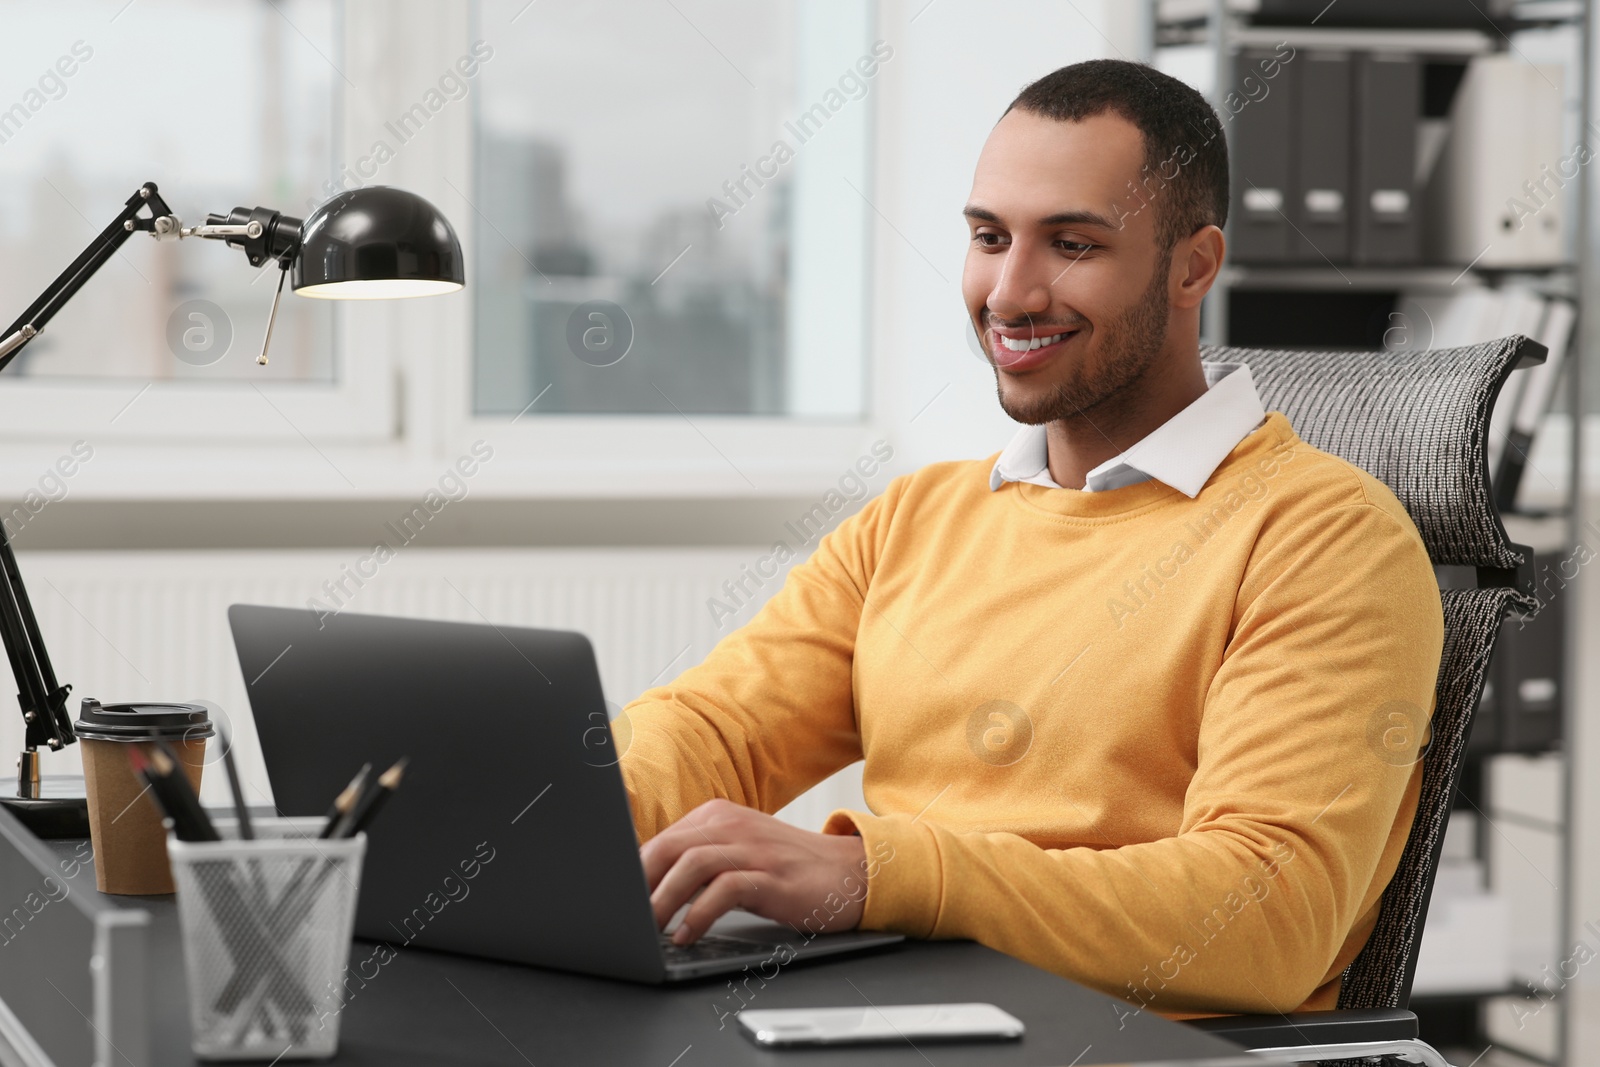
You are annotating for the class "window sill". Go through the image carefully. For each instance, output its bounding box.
[2,495,876,552]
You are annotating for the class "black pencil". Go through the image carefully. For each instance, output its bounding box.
[131,743,218,842]
[318,762,371,839]
[332,757,407,839]
[151,738,220,842]
[217,726,254,841]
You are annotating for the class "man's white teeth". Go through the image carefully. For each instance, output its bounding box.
[998,332,1067,352]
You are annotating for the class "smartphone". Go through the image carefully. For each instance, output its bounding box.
[737,1002,1025,1047]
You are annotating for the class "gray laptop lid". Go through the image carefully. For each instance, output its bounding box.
[229,603,670,983]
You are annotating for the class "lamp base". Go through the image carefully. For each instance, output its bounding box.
[2,775,90,838]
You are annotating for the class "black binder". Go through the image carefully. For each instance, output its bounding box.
[1290,51,1353,263]
[1468,552,1565,757]
[1497,594,1563,754]
[1352,52,1421,264]
[1228,48,1296,263]
[1255,0,1514,26]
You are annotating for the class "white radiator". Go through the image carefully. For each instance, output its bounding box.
[2,548,864,828]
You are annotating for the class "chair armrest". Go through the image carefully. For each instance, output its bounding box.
[1184,1008,1419,1046]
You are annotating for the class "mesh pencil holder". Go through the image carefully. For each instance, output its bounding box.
[167,817,366,1061]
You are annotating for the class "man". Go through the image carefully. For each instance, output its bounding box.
[617,58,1444,1019]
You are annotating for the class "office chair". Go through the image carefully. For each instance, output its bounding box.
[1183,334,1546,1067]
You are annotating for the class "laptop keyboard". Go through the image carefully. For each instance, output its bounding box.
[660,933,782,964]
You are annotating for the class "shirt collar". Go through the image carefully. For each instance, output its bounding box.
[988,361,1266,499]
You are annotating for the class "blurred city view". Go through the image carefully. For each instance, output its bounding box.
[472,0,807,417]
[473,132,790,416]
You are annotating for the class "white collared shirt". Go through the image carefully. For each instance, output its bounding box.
[988,361,1267,499]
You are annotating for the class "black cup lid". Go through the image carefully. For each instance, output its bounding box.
[74,698,214,742]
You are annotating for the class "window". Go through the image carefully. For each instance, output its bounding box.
[0,1,880,476]
[470,0,874,418]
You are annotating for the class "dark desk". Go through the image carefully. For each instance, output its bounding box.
[7,821,1249,1066]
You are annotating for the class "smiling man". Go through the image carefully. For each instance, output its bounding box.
[617,59,1444,1018]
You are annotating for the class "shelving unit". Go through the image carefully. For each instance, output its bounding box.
[1140,3,1589,1063]
[1223,265,1477,289]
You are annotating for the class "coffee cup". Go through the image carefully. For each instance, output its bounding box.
[75,699,214,895]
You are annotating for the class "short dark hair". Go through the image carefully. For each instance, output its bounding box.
[1004,59,1228,250]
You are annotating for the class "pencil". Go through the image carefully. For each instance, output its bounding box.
[131,743,218,842]
[318,762,371,839]
[218,726,254,840]
[151,739,219,841]
[332,757,407,839]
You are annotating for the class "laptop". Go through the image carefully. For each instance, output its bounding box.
[228,604,903,983]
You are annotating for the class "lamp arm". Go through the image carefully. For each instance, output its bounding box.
[0,182,187,768]
[0,182,309,810]
[0,526,70,755]
[0,182,176,375]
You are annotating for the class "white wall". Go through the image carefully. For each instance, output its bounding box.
[866,0,1120,478]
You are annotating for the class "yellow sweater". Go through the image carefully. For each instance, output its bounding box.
[619,411,1444,1017]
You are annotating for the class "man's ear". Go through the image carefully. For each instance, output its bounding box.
[1171,224,1225,310]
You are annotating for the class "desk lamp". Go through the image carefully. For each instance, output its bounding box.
[0,182,464,838]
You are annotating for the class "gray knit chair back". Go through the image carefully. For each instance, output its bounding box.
[1201,335,1543,1010]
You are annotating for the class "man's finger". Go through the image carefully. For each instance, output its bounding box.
[650,842,753,930]
[638,801,741,890]
[640,819,715,891]
[639,829,686,893]
[672,869,762,946]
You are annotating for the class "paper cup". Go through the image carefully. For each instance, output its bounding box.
[76,700,214,895]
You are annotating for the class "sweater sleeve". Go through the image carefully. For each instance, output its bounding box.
[617,478,905,841]
[823,500,1445,1016]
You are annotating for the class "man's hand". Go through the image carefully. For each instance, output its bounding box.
[640,798,868,945]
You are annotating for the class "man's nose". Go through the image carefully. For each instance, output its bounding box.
[986,242,1054,320]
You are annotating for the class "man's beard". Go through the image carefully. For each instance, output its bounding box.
[989,255,1171,427]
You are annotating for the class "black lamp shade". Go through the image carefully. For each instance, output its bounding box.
[292,186,464,299]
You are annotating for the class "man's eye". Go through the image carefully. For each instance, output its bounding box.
[1059,240,1094,255]
[974,232,1006,248]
